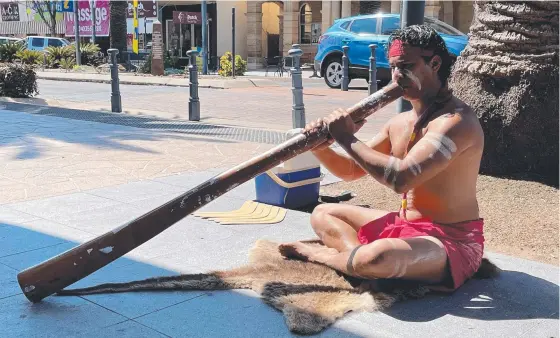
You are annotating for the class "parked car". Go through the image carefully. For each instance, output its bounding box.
[0,36,22,45]
[314,14,468,88]
[21,36,71,51]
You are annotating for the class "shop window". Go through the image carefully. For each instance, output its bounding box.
[166,17,203,59]
[299,3,321,44]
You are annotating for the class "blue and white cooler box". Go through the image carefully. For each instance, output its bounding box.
[255,128,324,209]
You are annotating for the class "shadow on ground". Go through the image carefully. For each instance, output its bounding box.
[0,104,242,161]
[0,220,368,337]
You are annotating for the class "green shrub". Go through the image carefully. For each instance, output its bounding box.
[59,57,76,71]
[218,52,247,77]
[45,46,74,68]
[0,63,38,97]
[0,42,24,62]
[15,50,42,65]
[139,52,152,74]
[69,43,103,66]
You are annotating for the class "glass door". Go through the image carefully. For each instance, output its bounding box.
[166,19,202,59]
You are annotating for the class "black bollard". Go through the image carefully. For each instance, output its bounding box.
[342,45,349,91]
[108,49,122,113]
[368,44,378,95]
[289,44,305,128]
[187,50,200,121]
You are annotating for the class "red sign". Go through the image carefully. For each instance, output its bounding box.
[65,0,110,37]
[173,11,201,25]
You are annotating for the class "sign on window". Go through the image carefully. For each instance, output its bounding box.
[1,2,19,22]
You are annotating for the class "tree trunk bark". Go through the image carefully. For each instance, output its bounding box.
[110,1,128,62]
[449,1,559,185]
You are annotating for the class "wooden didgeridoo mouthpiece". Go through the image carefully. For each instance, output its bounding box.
[17,83,403,303]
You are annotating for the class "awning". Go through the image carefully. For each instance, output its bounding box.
[0,20,65,36]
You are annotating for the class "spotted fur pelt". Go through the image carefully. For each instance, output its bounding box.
[57,239,499,335]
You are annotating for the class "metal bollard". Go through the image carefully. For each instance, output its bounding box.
[187,50,200,121]
[341,45,349,91]
[368,44,378,95]
[289,44,305,129]
[108,49,122,113]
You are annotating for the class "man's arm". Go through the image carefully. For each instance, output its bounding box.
[312,122,392,181]
[332,113,473,193]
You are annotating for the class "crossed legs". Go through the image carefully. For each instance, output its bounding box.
[280,204,449,283]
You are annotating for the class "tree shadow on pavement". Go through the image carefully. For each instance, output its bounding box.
[0,219,366,338]
[0,102,241,160]
[384,270,559,323]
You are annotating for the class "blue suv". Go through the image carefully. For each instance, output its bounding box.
[314,14,468,88]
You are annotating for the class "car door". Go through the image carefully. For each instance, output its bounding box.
[47,38,64,48]
[344,17,380,67]
[377,16,401,69]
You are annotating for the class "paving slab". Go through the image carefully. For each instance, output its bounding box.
[0,263,20,300]
[83,320,169,338]
[0,293,128,338]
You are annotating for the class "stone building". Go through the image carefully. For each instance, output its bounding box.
[237,0,475,69]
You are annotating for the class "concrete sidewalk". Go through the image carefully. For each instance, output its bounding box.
[1,170,558,338]
[35,70,326,89]
[0,106,557,338]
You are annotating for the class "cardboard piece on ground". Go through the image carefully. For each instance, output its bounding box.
[194,201,258,218]
[193,201,287,225]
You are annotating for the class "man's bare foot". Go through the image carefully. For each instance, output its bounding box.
[279,242,314,261]
[279,241,339,263]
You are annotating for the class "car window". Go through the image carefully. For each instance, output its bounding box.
[31,38,44,47]
[349,18,378,35]
[381,17,400,35]
[340,21,350,30]
[425,19,463,36]
[0,39,5,44]
[48,39,63,47]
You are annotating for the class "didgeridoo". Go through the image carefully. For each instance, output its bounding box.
[17,83,403,303]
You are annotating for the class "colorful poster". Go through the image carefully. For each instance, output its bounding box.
[65,0,110,37]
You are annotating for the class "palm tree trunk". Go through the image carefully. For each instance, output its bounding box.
[449,1,559,185]
[110,0,128,62]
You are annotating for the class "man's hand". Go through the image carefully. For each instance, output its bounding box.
[325,108,366,142]
[303,118,334,152]
[304,109,366,152]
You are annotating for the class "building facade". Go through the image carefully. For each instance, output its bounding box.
[0,1,475,71]
[239,0,475,69]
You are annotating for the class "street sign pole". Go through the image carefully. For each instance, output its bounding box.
[91,0,96,44]
[396,0,425,113]
[74,0,81,66]
[201,0,208,75]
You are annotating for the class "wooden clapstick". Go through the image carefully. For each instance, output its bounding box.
[17,83,403,303]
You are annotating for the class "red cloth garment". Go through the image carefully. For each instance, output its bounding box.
[357,212,484,290]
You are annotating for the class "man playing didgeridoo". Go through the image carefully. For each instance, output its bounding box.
[280,25,485,291]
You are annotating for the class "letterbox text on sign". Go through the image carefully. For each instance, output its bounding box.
[65,0,110,37]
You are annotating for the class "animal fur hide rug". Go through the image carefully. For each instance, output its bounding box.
[57,239,499,335]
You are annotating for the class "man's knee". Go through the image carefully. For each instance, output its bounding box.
[352,238,447,281]
[352,240,408,278]
[310,203,336,229]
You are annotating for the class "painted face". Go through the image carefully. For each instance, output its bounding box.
[388,40,439,100]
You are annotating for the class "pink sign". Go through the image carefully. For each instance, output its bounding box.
[65,0,110,37]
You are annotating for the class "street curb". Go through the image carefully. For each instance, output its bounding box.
[36,73,325,89]
[36,75,232,89]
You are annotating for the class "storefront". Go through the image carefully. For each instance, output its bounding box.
[160,3,217,68]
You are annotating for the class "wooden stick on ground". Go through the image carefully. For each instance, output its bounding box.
[17,83,403,303]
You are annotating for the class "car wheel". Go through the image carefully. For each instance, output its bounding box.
[323,57,344,89]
